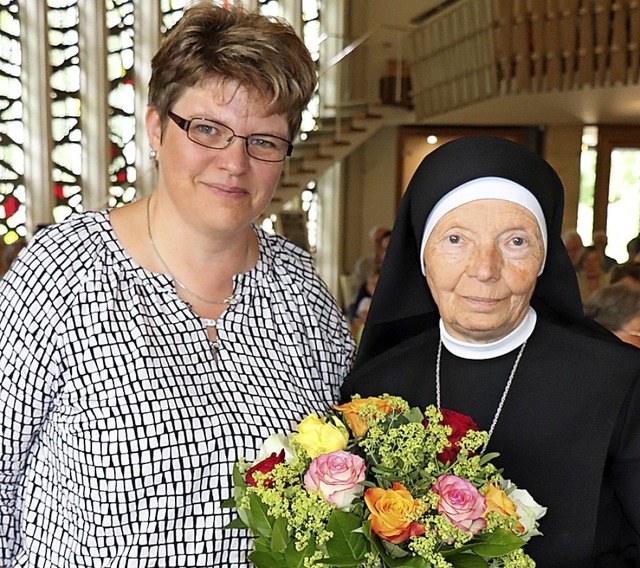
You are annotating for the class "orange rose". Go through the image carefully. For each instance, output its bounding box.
[484,484,524,533]
[364,482,425,544]
[334,397,394,437]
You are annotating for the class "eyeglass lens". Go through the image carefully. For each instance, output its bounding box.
[187,118,290,162]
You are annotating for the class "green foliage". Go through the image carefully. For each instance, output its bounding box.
[230,397,542,568]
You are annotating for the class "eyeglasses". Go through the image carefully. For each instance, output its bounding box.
[168,111,292,163]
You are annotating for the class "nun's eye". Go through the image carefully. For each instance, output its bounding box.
[446,235,461,244]
[512,237,525,246]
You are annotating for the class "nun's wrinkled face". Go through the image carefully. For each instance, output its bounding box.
[423,199,545,343]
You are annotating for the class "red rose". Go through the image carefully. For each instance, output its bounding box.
[245,450,286,487]
[423,409,479,465]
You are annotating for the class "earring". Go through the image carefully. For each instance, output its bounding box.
[149,149,157,160]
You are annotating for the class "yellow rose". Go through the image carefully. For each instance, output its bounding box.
[334,397,394,437]
[484,484,524,533]
[291,413,349,458]
[364,482,425,544]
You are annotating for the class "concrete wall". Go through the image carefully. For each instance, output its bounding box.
[342,127,399,276]
[543,125,583,232]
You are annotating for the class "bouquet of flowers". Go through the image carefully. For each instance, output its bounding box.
[226,395,546,568]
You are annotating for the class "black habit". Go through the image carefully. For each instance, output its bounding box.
[340,136,640,567]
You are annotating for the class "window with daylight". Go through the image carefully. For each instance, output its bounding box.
[160,0,187,34]
[300,0,320,134]
[48,0,83,222]
[106,0,136,208]
[256,0,322,251]
[0,0,25,245]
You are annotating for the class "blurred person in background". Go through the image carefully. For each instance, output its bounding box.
[585,282,640,348]
[562,229,584,268]
[592,229,618,273]
[610,262,640,288]
[349,226,390,304]
[576,245,610,304]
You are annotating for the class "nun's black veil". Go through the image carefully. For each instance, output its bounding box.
[355,135,588,366]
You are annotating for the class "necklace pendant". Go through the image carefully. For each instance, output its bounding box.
[211,340,220,361]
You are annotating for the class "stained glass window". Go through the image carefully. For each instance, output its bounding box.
[0,0,25,244]
[257,0,280,17]
[255,0,322,247]
[106,0,136,207]
[300,0,320,133]
[48,0,82,222]
[160,0,187,34]
[1,0,325,244]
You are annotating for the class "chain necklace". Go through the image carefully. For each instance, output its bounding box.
[146,196,236,306]
[436,339,527,454]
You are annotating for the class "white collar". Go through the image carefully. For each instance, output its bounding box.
[439,307,537,360]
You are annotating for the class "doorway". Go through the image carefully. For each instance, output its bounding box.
[591,126,640,263]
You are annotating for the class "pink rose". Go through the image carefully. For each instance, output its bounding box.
[432,474,487,535]
[303,450,366,509]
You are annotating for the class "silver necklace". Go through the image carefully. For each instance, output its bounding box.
[146,196,236,306]
[436,339,527,454]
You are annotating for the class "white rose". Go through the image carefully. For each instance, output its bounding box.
[256,433,296,463]
[501,479,547,541]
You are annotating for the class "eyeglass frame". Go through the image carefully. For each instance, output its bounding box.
[167,111,293,163]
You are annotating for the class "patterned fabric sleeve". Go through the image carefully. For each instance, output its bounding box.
[0,222,96,564]
[1,243,57,561]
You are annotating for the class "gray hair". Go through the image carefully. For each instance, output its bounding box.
[585,282,640,332]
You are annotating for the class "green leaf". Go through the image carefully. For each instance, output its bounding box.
[401,557,433,568]
[252,537,271,554]
[447,553,488,568]
[471,529,525,557]
[318,558,367,567]
[224,516,248,529]
[284,538,317,568]
[247,550,286,568]
[233,461,249,489]
[366,530,430,568]
[324,509,368,561]
[231,462,251,526]
[404,407,426,423]
[248,493,275,539]
[221,496,236,508]
[376,552,433,568]
[479,452,501,465]
[270,516,290,554]
[381,539,411,558]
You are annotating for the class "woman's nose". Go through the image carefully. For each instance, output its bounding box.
[467,243,501,280]
[218,136,251,173]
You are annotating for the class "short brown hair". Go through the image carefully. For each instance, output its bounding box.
[148,2,317,138]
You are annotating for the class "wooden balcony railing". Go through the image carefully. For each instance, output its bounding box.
[410,0,640,119]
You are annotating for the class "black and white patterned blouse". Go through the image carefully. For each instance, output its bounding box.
[0,211,355,567]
